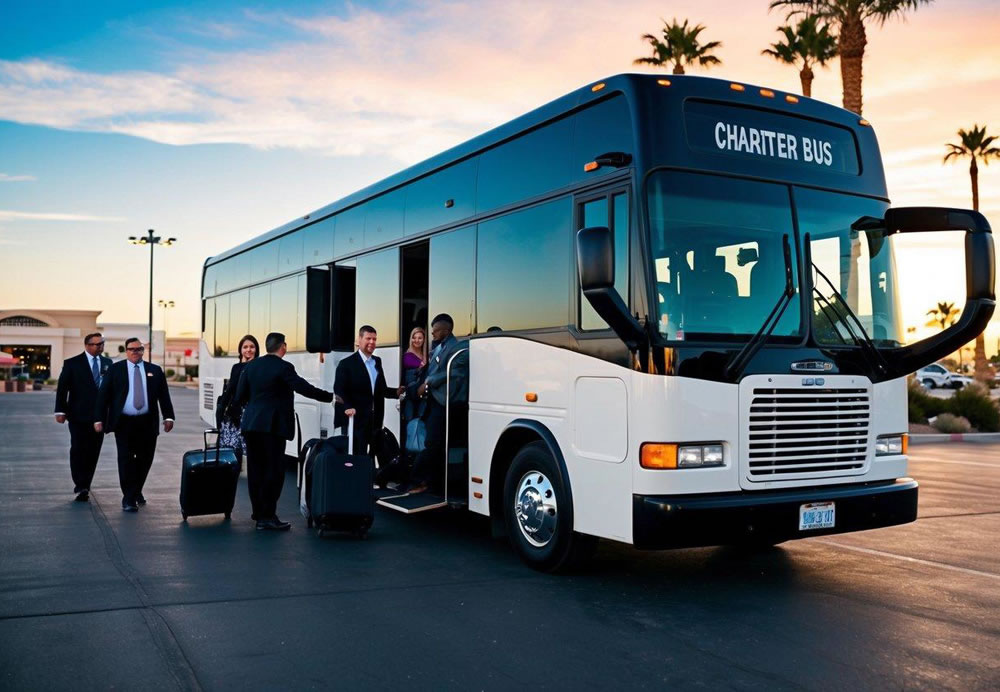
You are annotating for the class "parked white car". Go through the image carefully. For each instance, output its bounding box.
[916,363,971,389]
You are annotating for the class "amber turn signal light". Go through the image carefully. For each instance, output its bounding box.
[640,443,678,469]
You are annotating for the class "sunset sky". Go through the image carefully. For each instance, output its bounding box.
[1,0,998,354]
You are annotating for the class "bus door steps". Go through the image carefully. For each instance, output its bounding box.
[377,492,448,514]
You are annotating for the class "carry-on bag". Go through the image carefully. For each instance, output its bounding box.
[309,417,374,538]
[180,429,241,521]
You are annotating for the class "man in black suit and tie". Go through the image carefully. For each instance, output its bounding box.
[54,333,113,502]
[94,337,175,512]
[334,325,400,458]
[235,332,335,531]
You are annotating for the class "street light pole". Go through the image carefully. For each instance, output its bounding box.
[158,299,175,367]
[128,230,176,363]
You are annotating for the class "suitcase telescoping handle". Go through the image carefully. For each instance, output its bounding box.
[203,429,222,465]
[347,415,353,452]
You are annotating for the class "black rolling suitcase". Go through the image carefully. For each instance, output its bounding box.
[308,418,374,538]
[180,430,241,521]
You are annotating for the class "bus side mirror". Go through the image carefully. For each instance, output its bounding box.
[576,226,644,351]
[859,207,996,376]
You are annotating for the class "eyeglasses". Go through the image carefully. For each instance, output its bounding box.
[126,347,145,353]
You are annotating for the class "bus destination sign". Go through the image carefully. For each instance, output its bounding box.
[684,100,860,175]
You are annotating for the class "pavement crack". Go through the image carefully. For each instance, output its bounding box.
[89,491,204,692]
[918,511,1000,520]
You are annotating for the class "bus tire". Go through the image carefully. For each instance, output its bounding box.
[503,441,595,572]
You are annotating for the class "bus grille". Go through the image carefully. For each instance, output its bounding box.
[203,381,215,411]
[747,387,869,477]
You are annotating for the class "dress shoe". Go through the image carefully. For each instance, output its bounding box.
[122,501,138,513]
[256,517,291,531]
[136,494,147,506]
[75,490,90,502]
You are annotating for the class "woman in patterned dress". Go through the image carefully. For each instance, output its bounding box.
[216,334,259,459]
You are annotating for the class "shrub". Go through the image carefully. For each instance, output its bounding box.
[186,365,198,379]
[166,369,176,377]
[907,379,948,423]
[932,413,972,434]
[950,383,1000,432]
[176,374,188,382]
[45,378,57,385]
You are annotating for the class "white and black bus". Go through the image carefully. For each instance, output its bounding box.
[200,74,995,570]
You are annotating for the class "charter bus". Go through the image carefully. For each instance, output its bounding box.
[200,74,995,571]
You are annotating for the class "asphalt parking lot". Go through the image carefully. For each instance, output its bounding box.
[1,388,998,691]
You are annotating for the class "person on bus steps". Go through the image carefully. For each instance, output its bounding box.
[54,332,113,502]
[334,325,402,460]
[94,337,175,512]
[236,332,335,531]
[407,314,468,496]
[214,334,259,462]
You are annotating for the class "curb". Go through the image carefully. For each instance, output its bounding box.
[909,433,1000,445]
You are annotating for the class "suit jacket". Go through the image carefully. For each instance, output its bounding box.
[216,360,249,428]
[333,351,398,444]
[55,352,113,423]
[95,360,175,435]
[235,354,333,441]
[423,335,468,406]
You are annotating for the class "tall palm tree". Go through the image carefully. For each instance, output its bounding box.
[944,124,1000,382]
[925,301,959,331]
[633,18,722,75]
[769,0,933,114]
[761,16,838,97]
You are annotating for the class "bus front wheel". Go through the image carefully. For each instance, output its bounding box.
[503,442,595,572]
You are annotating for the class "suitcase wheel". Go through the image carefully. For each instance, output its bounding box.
[224,512,231,520]
[182,513,188,521]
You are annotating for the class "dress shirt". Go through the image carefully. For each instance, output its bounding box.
[122,360,150,416]
[358,349,377,394]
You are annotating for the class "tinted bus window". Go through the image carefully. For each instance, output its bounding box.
[270,276,299,350]
[573,95,633,169]
[278,231,304,274]
[203,299,215,355]
[203,265,218,298]
[579,192,629,331]
[251,241,279,283]
[218,252,251,294]
[297,274,307,353]
[335,204,366,258]
[477,198,572,331]
[430,226,476,337]
[228,289,249,354]
[404,158,478,236]
[356,249,399,345]
[477,118,574,212]
[303,216,336,266]
[365,189,405,249]
[214,293,231,357]
[249,284,270,343]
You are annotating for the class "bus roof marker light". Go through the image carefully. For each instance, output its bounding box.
[785,94,799,103]
[730,83,745,92]
[591,82,606,92]
[657,79,671,87]
[760,88,775,98]
[858,118,871,127]
[525,392,538,402]
[583,161,600,173]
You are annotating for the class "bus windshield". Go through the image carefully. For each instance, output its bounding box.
[646,171,904,347]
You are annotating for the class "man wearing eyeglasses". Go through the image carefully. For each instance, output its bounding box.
[54,333,113,502]
[94,337,175,512]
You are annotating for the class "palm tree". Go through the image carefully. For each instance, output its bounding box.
[761,16,838,97]
[944,124,1000,382]
[770,0,933,114]
[925,301,959,331]
[633,18,722,75]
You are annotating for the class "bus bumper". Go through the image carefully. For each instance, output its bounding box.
[632,479,918,550]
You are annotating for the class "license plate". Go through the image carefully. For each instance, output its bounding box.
[799,502,835,530]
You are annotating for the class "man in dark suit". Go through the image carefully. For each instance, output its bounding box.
[94,337,175,512]
[334,325,400,458]
[409,314,468,495]
[236,331,334,531]
[54,332,113,501]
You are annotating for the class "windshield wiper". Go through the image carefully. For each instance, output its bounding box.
[810,260,890,377]
[725,234,795,380]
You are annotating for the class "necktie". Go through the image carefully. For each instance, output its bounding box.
[365,357,377,393]
[92,356,100,384]
[132,364,145,411]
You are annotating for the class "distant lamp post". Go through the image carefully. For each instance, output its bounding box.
[128,230,176,362]
[158,299,175,367]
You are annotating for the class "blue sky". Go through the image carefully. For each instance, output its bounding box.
[1,0,998,352]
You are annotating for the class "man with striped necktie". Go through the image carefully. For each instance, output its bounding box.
[94,337,175,512]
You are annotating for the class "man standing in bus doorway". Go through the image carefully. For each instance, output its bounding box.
[94,337,175,512]
[333,325,400,459]
[236,332,335,531]
[408,314,468,495]
[54,333,112,502]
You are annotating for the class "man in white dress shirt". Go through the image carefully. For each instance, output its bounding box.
[95,337,175,512]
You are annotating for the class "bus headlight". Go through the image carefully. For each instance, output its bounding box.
[875,434,907,456]
[679,444,725,468]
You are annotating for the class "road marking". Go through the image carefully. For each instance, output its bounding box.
[910,458,1000,468]
[816,539,1000,582]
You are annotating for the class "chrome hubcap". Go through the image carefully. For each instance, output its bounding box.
[514,470,557,548]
